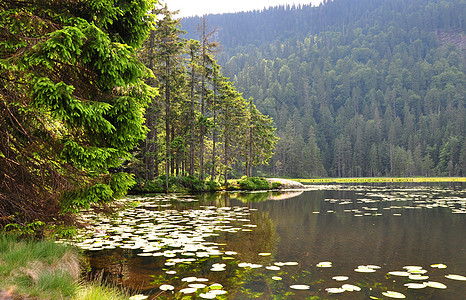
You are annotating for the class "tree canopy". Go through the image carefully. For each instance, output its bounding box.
[0,0,157,225]
[131,9,278,191]
[182,0,466,178]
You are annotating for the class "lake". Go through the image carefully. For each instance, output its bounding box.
[73,184,466,299]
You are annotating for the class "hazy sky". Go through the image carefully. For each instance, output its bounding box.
[165,0,324,18]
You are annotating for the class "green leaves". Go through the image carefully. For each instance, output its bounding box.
[0,0,156,222]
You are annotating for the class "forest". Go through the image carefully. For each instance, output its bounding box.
[0,0,465,298]
[182,0,466,178]
[0,0,276,226]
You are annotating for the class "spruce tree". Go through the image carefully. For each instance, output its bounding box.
[0,0,156,224]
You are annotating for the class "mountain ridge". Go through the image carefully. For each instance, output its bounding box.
[182,0,465,178]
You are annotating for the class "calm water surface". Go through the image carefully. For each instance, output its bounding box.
[81,184,466,299]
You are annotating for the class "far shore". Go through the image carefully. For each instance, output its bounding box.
[291,177,466,184]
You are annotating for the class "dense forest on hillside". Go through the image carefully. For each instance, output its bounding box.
[182,0,466,178]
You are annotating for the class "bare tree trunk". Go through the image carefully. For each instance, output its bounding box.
[199,19,207,181]
[165,58,170,193]
[224,138,228,186]
[190,62,195,177]
[211,111,217,181]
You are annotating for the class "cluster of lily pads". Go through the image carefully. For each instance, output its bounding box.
[319,186,466,216]
[231,258,466,297]
[311,261,465,298]
[61,190,466,299]
[60,196,263,298]
[67,196,257,257]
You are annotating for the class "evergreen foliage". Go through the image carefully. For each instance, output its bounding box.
[182,0,466,178]
[0,0,156,225]
[132,9,278,189]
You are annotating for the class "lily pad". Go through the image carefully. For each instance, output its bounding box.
[129,295,148,300]
[424,281,447,289]
[404,283,426,289]
[430,263,447,269]
[181,277,197,282]
[159,284,175,291]
[179,288,198,294]
[388,271,410,277]
[342,284,361,291]
[199,292,217,299]
[366,265,381,269]
[210,283,223,289]
[325,287,345,294]
[381,291,406,299]
[409,274,429,280]
[332,276,349,281]
[445,274,466,281]
[403,266,423,271]
[189,283,207,289]
[354,266,376,273]
[272,276,282,281]
[209,290,227,295]
[290,284,310,290]
[409,269,427,274]
[316,261,332,268]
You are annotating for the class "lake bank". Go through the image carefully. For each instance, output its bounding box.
[294,177,466,184]
[0,235,138,300]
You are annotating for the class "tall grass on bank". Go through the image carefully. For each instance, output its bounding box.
[0,234,129,300]
[295,177,466,184]
[0,234,79,298]
[72,282,129,300]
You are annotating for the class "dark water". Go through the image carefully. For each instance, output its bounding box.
[82,184,466,299]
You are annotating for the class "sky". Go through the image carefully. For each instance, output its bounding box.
[165,0,324,18]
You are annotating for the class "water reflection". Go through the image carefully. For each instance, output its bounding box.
[75,185,466,299]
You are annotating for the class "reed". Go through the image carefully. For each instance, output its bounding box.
[294,177,466,184]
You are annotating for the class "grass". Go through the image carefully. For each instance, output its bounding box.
[0,234,130,300]
[72,282,129,300]
[293,177,466,184]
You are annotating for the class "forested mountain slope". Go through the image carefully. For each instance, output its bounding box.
[182,0,466,178]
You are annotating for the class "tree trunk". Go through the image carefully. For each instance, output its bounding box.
[190,60,195,176]
[165,58,170,193]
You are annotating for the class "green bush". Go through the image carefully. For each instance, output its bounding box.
[205,180,221,191]
[238,177,271,190]
[272,181,282,189]
[178,175,205,191]
[132,175,223,193]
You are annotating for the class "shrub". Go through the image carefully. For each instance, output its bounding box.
[177,175,204,192]
[205,180,221,191]
[271,181,282,189]
[238,177,271,190]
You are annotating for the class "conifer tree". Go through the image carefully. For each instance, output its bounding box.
[151,5,185,192]
[245,99,278,177]
[0,0,156,224]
